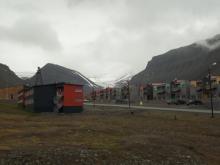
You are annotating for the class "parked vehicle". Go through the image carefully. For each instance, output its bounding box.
[166,99,176,105]
[115,99,128,104]
[176,99,186,105]
[84,99,90,103]
[166,99,186,105]
[187,100,203,105]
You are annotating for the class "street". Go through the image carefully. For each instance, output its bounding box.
[85,103,220,114]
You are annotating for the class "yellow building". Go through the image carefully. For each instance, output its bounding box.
[212,76,220,85]
[189,76,220,100]
[190,80,197,88]
[0,85,24,100]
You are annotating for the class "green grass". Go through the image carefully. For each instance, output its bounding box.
[0,103,220,164]
[0,102,35,116]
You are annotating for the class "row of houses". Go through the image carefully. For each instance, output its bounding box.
[90,86,129,103]
[0,83,84,113]
[1,76,220,107]
[90,76,220,104]
[0,85,24,100]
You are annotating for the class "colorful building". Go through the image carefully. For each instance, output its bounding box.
[0,85,24,100]
[152,83,167,100]
[18,83,83,113]
[170,80,190,101]
[140,84,153,101]
[89,76,220,105]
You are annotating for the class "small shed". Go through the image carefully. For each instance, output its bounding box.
[18,83,83,113]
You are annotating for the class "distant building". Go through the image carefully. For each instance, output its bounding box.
[203,76,220,99]
[170,80,190,101]
[141,84,153,101]
[0,85,25,101]
[152,83,167,100]
[89,76,220,105]
[189,76,220,101]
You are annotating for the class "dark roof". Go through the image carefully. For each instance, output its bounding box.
[33,82,83,88]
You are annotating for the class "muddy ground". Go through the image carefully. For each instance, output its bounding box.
[0,103,220,165]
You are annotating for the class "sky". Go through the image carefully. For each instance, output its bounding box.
[0,0,220,82]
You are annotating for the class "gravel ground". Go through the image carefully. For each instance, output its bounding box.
[0,103,219,165]
[0,147,205,165]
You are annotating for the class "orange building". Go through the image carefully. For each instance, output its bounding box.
[0,85,24,100]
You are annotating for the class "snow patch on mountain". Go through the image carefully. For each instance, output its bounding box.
[73,71,99,88]
[90,73,134,88]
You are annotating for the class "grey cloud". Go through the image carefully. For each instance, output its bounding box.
[0,18,62,51]
[114,0,220,31]
[67,0,110,7]
[1,0,220,81]
[196,34,220,51]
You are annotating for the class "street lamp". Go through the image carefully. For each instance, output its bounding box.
[127,81,131,109]
[92,87,96,108]
[127,80,133,114]
[6,70,9,100]
[208,62,217,118]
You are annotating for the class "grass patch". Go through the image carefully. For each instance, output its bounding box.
[0,102,35,116]
[0,104,220,164]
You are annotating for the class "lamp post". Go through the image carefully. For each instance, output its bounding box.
[127,80,134,115]
[208,62,217,118]
[6,70,9,100]
[92,87,96,108]
[127,81,131,109]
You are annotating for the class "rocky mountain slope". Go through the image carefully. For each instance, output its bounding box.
[26,63,100,94]
[113,74,133,88]
[0,63,24,88]
[130,34,220,85]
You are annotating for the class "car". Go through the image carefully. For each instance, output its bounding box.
[176,99,186,105]
[115,99,128,104]
[166,99,186,105]
[166,99,176,105]
[187,100,203,105]
[84,99,90,103]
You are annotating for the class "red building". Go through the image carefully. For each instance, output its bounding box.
[18,83,83,113]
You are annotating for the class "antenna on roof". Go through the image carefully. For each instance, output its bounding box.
[35,67,44,86]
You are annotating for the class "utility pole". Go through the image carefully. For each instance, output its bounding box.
[92,87,96,108]
[208,62,217,118]
[127,81,131,108]
[127,80,133,114]
[170,81,173,101]
[208,68,214,118]
[6,70,9,100]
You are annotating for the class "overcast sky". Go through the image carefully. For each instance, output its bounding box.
[0,0,220,82]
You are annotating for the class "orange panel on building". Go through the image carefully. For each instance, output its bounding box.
[63,84,83,107]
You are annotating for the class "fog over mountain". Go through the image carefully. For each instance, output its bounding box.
[130,34,220,85]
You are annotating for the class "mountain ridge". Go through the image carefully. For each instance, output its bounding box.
[130,34,220,85]
[0,63,24,88]
[26,63,101,94]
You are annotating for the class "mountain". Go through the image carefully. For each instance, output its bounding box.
[26,63,101,94]
[90,73,133,88]
[113,73,133,88]
[0,63,24,88]
[130,34,220,85]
